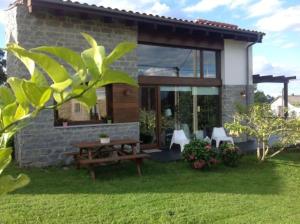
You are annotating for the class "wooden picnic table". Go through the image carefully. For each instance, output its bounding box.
[65,139,149,180]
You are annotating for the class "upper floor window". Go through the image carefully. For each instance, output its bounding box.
[137,44,218,79]
[203,50,217,78]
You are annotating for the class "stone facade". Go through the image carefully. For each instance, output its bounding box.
[6,4,139,167]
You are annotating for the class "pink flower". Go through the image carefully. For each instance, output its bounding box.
[193,160,206,169]
[205,145,211,151]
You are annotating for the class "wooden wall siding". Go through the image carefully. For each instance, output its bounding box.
[111,84,139,122]
[138,26,224,50]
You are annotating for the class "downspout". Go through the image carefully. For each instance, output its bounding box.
[246,42,256,109]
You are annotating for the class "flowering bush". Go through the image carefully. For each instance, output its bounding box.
[219,143,242,167]
[182,139,219,170]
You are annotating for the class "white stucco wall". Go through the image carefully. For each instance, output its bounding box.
[221,39,253,85]
[271,97,300,117]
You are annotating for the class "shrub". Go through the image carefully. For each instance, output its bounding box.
[99,133,109,138]
[182,139,219,170]
[219,143,242,167]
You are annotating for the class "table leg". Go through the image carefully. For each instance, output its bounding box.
[88,149,96,181]
[136,158,142,176]
[132,144,137,155]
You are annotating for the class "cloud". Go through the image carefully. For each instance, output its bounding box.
[247,0,281,18]
[183,0,252,13]
[75,0,170,15]
[256,5,300,32]
[147,2,170,15]
[253,56,300,77]
[254,56,300,96]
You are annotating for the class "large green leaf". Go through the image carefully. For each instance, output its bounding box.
[81,32,98,48]
[0,174,30,195]
[6,44,48,87]
[98,69,138,87]
[14,104,29,120]
[0,86,15,108]
[72,86,97,109]
[104,42,136,65]
[7,77,29,105]
[2,103,18,128]
[32,46,85,72]
[53,91,71,105]
[50,79,73,93]
[0,148,12,175]
[81,48,100,79]
[7,44,70,83]
[22,81,52,107]
[81,33,105,75]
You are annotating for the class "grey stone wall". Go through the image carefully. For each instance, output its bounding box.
[6,4,139,167]
[221,85,254,124]
[221,85,254,142]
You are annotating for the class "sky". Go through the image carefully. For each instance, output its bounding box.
[0,0,299,97]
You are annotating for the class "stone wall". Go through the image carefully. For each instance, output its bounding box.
[221,85,254,142]
[6,4,139,167]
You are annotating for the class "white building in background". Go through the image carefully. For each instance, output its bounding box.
[271,95,300,117]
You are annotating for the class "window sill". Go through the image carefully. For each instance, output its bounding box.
[54,122,139,129]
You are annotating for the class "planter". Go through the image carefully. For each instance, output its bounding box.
[62,122,68,127]
[100,137,110,144]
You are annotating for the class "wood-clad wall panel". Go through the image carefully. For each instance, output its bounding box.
[111,84,139,123]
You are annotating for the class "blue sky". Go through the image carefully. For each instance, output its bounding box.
[1,0,299,97]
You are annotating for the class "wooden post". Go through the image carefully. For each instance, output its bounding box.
[284,81,288,119]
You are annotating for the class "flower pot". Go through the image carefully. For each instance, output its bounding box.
[100,137,110,144]
[63,122,68,127]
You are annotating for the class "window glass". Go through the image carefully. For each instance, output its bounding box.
[203,50,217,78]
[56,87,107,125]
[137,44,200,77]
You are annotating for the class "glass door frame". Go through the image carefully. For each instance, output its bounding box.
[139,85,161,149]
[139,84,222,149]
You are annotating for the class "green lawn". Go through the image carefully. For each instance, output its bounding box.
[1,153,300,224]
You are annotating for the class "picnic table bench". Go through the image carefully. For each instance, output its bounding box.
[65,139,149,180]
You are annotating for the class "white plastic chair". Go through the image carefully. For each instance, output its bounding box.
[170,130,190,152]
[211,127,234,148]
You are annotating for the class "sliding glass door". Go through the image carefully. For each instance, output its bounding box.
[159,86,220,148]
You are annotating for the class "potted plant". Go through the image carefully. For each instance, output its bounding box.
[219,142,242,167]
[139,109,156,144]
[99,133,110,144]
[182,139,219,170]
[106,116,112,124]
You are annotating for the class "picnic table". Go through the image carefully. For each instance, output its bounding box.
[65,139,149,180]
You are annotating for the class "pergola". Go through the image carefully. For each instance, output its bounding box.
[253,74,297,117]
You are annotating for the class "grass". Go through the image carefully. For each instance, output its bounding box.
[1,153,300,223]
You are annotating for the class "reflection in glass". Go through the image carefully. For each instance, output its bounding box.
[137,44,199,77]
[203,50,217,78]
[140,87,157,145]
[159,86,219,148]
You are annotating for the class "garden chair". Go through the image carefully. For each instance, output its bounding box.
[170,129,190,152]
[211,127,234,148]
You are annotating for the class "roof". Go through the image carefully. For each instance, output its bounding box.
[253,74,297,83]
[25,0,265,42]
[273,95,300,106]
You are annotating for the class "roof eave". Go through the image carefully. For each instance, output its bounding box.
[28,0,265,42]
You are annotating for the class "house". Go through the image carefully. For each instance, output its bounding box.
[5,0,264,167]
[271,95,300,117]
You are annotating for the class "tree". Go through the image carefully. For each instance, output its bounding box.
[225,104,300,161]
[0,33,138,195]
[254,90,274,104]
[0,49,6,84]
